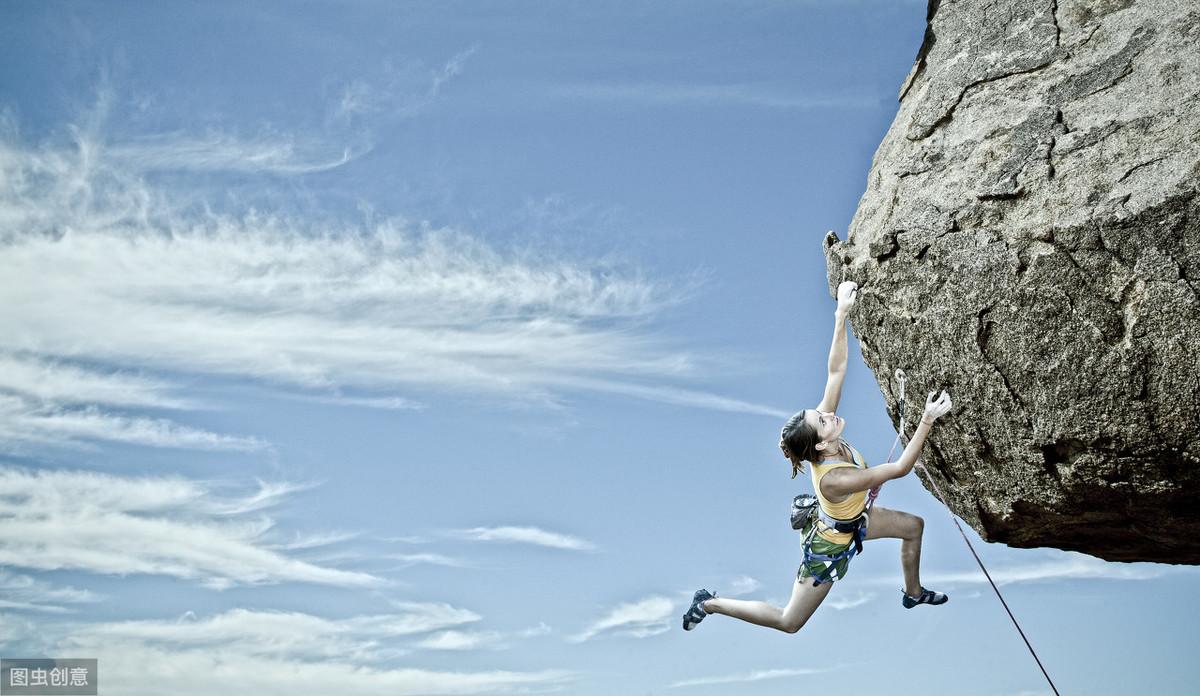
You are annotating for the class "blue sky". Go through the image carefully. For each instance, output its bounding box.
[1,1,1197,694]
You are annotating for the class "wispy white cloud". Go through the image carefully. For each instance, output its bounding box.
[199,478,321,516]
[378,534,434,544]
[0,395,266,452]
[570,595,674,642]
[429,46,478,99]
[669,667,828,689]
[449,526,596,552]
[0,613,39,648]
[554,377,790,418]
[516,622,553,638]
[825,590,876,611]
[415,629,505,651]
[0,599,72,613]
[86,604,480,657]
[264,530,364,551]
[1,83,789,458]
[300,394,427,411]
[0,352,257,452]
[105,131,359,175]
[553,83,884,110]
[336,46,479,121]
[0,123,784,442]
[0,352,193,410]
[0,466,384,589]
[726,575,762,596]
[336,45,480,121]
[414,619,553,652]
[904,553,1181,588]
[379,552,470,570]
[0,607,575,696]
[0,569,102,614]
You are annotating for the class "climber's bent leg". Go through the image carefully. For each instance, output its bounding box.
[703,577,832,634]
[865,506,925,597]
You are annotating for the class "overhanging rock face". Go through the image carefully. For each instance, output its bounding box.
[825,0,1200,563]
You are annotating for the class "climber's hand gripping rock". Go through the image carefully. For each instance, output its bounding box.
[922,390,952,424]
[835,281,858,315]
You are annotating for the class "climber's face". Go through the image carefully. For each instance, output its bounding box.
[804,409,845,453]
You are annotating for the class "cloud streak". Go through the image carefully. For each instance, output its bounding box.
[0,353,257,452]
[449,526,596,552]
[0,606,574,696]
[0,352,193,410]
[374,552,471,571]
[726,575,762,596]
[927,557,1176,586]
[553,83,885,111]
[868,552,1184,589]
[415,629,505,651]
[825,590,876,611]
[86,604,480,657]
[0,121,784,453]
[0,569,102,614]
[336,46,479,121]
[570,595,674,642]
[105,132,359,175]
[0,395,266,452]
[0,466,384,589]
[669,667,828,689]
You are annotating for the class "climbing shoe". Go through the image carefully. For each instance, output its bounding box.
[682,589,716,631]
[902,587,948,609]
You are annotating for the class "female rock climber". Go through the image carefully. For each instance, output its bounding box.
[682,280,954,634]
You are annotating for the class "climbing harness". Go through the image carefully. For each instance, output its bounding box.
[794,516,864,585]
[794,441,872,585]
[794,488,869,585]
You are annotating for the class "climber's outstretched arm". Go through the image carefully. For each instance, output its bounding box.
[820,390,953,499]
[816,281,857,413]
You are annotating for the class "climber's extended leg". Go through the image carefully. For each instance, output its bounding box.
[864,506,927,597]
[700,577,832,634]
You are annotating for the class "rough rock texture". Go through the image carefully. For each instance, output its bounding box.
[825,0,1200,564]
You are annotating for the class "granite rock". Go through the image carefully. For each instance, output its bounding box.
[825,0,1200,563]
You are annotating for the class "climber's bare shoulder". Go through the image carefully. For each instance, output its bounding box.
[820,465,891,499]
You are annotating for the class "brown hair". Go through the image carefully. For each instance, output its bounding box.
[780,410,822,479]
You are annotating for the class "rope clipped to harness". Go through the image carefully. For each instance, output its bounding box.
[866,368,908,511]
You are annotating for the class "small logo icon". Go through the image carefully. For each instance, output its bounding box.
[1,659,97,695]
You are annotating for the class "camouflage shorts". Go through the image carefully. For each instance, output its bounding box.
[797,533,853,585]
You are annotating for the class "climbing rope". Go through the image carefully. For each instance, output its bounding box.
[866,369,909,511]
[889,368,1063,696]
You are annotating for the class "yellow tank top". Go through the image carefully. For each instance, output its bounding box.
[808,439,869,544]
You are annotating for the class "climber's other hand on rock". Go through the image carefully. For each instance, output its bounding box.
[836,281,858,314]
[922,390,952,423]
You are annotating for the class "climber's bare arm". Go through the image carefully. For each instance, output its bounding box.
[816,282,857,414]
[816,312,848,413]
[819,419,931,499]
[820,392,952,500]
